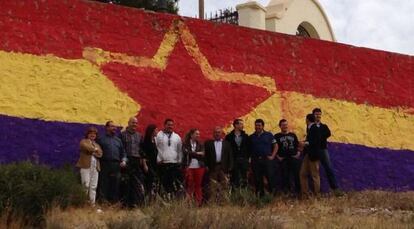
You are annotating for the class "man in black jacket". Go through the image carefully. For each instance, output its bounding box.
[299,114,322,198]
[313,108,342,196]
[225,119,250,189]
[205,126,233,204]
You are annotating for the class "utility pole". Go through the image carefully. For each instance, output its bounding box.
[199,0,204,19]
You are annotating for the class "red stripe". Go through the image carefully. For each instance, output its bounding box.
[186,20,414,109]
[0,0,412,109]
[0,0,174,59]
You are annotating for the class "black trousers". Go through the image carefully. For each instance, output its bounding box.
[230,157,249,189]
[99,160,121,203]
[159,163,184,197]
[125,157,145,207]
[251,157,277,196]
[279,157,301,194]
[144,165,159,199]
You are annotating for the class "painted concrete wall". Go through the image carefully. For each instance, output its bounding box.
[0,0,414,191]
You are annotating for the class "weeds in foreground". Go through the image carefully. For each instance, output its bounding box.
[44,191,414,229]
[3,163,414,228]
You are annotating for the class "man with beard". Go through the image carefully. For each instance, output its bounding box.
[97,121,127,203]
[155,118,184,199]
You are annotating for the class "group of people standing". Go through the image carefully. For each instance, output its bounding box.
[76,108,342,207]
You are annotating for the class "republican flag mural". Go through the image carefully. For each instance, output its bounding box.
[0,0,413,191]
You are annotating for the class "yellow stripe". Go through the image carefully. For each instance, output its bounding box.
[229,91,414,151]
[0,51,140,125]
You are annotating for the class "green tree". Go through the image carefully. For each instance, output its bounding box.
[97,0,179,14]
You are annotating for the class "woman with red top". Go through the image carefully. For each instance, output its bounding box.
[182,128,205,206]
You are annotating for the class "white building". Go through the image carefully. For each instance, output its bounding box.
[236,0,335,41]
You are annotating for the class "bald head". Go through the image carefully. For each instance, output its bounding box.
[213,126,223,140]
[127,117,138,129]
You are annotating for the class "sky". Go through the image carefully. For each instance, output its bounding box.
[178,0,414,56]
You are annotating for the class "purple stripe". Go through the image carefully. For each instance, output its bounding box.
[1,115,413,191]
[326,143,414,191]
[0,115,103,167]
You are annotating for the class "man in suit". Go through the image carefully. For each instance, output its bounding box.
[300,114,322,198]
[204,126,233,204]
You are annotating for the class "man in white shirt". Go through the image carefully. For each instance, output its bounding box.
[155,118,183,198]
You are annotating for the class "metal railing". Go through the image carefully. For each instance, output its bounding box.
[207,8,238,25]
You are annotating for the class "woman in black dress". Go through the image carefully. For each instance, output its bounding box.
[142,124,159,201]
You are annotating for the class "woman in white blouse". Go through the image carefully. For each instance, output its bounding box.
[182,128,205,206]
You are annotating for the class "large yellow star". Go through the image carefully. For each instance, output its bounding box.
[0,18,413,151]
[82,20,277,93]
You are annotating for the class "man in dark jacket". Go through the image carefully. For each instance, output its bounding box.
[299,114,322,198]
[225,119,250,189]
[313,108,342,195]
[205,126,233,204]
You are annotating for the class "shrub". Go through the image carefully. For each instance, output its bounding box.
[0,162,87,226]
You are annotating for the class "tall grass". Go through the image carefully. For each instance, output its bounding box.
[2,163,414,228]
[44,191,414,229]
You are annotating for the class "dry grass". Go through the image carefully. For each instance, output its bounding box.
[28,191,414,228]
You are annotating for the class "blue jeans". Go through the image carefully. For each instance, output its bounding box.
[319,149,339,190]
